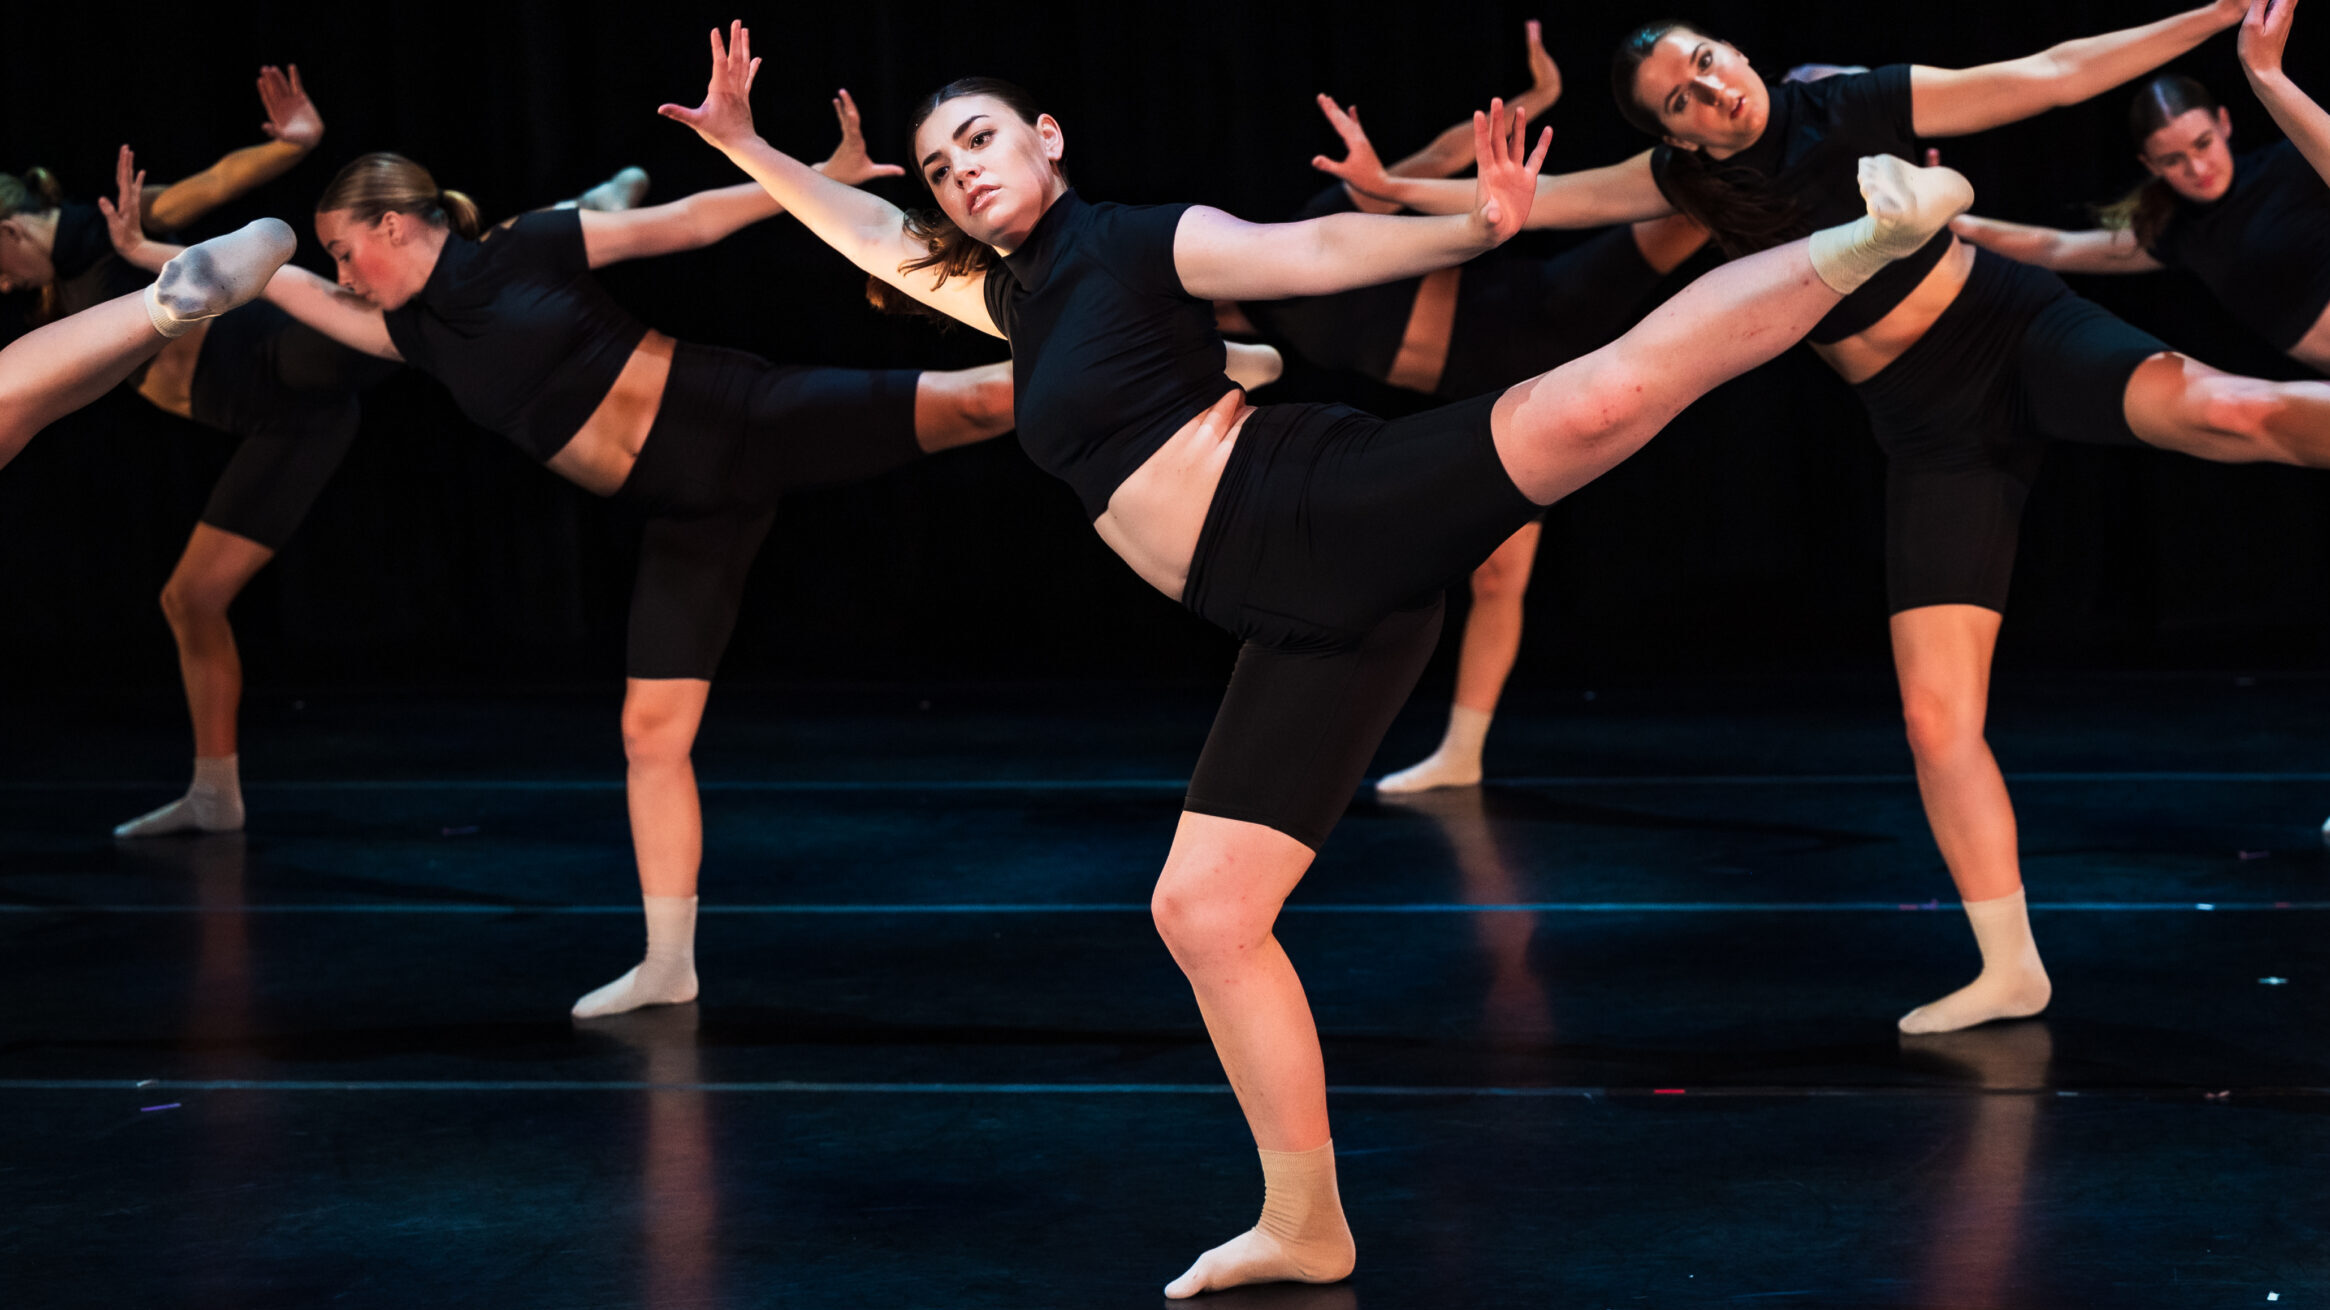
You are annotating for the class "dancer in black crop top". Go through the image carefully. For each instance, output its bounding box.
[666,21,1972,1296]
[1955,70,2330,371]
[1333,1,2330,1040]
[114,104,1022,1023]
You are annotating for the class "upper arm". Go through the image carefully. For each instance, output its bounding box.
[1909,60,2061,138]
[577,205,695,268]
[141,180,206,233]
[1528,151,1674,228]
[1172,206,1346,302]
[264,265,402,361]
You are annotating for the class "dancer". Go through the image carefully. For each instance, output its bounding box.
[1322,1,2330,1035]
[105,95,1031,1021]
[660,20,1971,1294]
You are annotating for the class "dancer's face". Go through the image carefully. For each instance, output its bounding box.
[314,209,437,309]
[2140,107,2236,203]
[912,94,1067,253]
[0,217,56,294]
[1632,28,1770,159]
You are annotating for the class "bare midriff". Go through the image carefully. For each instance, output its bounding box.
[545,330,676,496]
[2290,304,2330,376]
[1094,389,1255,602]
[133,320,208,421]
[1811,236,1975,384]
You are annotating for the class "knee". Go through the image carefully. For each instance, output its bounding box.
[2195,377,2306,457]
[158,576,227,630]
[1901,687,1985,765]
[1150,878,1268,971]
[1470,555,1526,605]
[621,700,696,769]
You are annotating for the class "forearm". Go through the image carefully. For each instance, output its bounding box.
[1390,121,1478,180]
[262,265,400,358]
[675,181,787,247]
[146,141,310,230]
[1281,211,1490,297]
[2035,5,2232,107]
[2248,69,2330,183]
[1949,215,2067,267]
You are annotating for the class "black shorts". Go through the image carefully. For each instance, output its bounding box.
[618,342,925,680]
[189,302,400,550]
[1181,395,1540,848]
[1854,250,2168,614]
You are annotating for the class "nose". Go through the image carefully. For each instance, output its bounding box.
[1691,75,1723,106]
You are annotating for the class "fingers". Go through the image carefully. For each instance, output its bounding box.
[1926,147,1942,167]
[1524,125,1552,173]
[1526,17,1542,47]
[289,63,305,97]
[657,103,701,125]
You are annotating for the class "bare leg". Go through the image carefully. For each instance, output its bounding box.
[115,526,274,837]
[1377,522,1543,793]
[911,362,1016,452]
[0,293,167,469]
[1891,605,2051,1033]
[2121,351,2330,467]
[574,677,711,1018]
[1153,812,1354,1297]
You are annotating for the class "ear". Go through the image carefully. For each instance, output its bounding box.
[379,210,404,245]
[1037,113,1065,165]
[1663,134,1700,153]
[2216,105,2233,141]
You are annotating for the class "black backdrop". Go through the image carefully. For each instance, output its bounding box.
[4,0,2328,692]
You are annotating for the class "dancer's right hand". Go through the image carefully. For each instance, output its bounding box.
[2243,0,2300,77]
[659,20,763,150]
[258,64,324,149]
[1311,95,1397,199]
[97,145,160,269]
[1471,98,1551,246]
[822,88,907,185]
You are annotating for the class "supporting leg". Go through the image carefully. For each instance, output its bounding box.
[115,525,274,837]
[1377,521,1542,793]
[573,677,712,1018]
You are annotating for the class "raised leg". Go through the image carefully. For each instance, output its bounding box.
[911,361,1016,452]
[1377,521,1542,793]
[2121,351,2330,467]
[0,294,168,469]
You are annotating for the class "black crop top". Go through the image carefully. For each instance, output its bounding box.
[50,201,152,319]
[381,209,650,463]
[2149,140,2330,351]
[1652,64,1950,344]
[982,190,1235,520]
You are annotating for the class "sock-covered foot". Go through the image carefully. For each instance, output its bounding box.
[146,219,296,338]
[1899,888,2052,1034]
[2320,812,2329,849]
[1808,154,1974,294]
[113,755,244,838]
[1377,706,1491,793]
[572,893,699,1018]
[571,166,650,212]
[1165,1142,1355,1299]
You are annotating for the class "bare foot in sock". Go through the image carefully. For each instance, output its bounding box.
[1375,748,1482,793]
[1165,1226,1356,1300]
[1898,962,2051,1034]
[1166,1142,1355,1299]
[572,167,650,212]
[113,789,244,838]
[571,953,697,1019]
[148,219,296,336]
[1857,153,1974,257]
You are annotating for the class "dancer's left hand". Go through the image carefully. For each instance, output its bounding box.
[1471,98,1551,246]
[822,88,906,184]
[2218,0,2264,28]
[258,64,324,149]
[2243,0,2299,75]
[97,145,155,263]
[660,20,763,150]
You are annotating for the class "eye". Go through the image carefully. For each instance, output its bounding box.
[971,129,993,148]
[1698,50,1713,70]
[928,165,948,184]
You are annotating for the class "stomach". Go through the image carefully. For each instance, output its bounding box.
[1092,387,1253,602]
[1809,237,1977,384]
[544,330,676,496]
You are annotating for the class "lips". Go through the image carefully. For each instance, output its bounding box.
[967,184,1000,216]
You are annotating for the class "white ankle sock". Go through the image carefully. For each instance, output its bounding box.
[114,754,245,838]
[572,894,699,1018]
[1376,706,1492,794]
[1808,154,1974,294]
[559,166,651,212]
[1898,888,2053,1034]
[145,219,297,337]
[1165,1140,1356,1299]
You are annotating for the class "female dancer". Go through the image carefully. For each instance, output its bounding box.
[659,20,1971,1294]
[104,112,1035,1021]
[1322,1,2330,1037]
[1949,67,2330,372]
[1223,22,1711,794]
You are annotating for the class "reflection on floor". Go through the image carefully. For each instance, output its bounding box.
[3,675,2325,1306]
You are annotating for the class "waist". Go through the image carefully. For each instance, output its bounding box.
[1091,390,1251,602]
[1813,238,1978,384]
[545,331,676,495]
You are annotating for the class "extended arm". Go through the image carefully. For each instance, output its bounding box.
[2242,0,2330,182]
[144,66,324,231]
[582,88,906,266]
[1177,101,1549,301]
[1910,1,2247,137]
[1317,102,1671,230]
[1948,214,2164,273]
[658,23,999,334]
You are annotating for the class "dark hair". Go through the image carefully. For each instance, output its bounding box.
[1610,20,1807,258]
[866,76,1064,319]
[315,152,482,239]
[2098,74,2222,250]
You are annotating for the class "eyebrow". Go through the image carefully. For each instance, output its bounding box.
[921,114,993,170]
[1666,43,1710,112]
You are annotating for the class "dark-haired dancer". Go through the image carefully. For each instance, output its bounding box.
[661,21,1971,1294]
[1326,1,2330,1035]
[106,105,1035,1020]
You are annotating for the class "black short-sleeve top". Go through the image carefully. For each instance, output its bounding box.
[981,189,1236,520]
[381,209,650,463]
[50,201,153,319]
[2148,140,2330,352]
[1652,64,1949,344]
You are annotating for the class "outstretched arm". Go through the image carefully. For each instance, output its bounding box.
[143,66,323,231]
[2242,0,2330,182]
[659,22,1000,335]
[1176,100,1549,301]
[1314,97,1669,228]
[1949,214,2164,273]
[1910,1,2247,138]
[102,148,399,360]
[582,88,906,266]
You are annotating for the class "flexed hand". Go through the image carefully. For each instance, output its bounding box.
[1471,98,1551,245]
[1310,94,1398,199]
[2217,0,2262,27]
[659,20,763,150]
[258,64,324,149]
[2243,0,2300,76]
[97,145,157,264]
[821,88,906,185]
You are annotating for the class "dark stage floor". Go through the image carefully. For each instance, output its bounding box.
[4,674,2327,1308]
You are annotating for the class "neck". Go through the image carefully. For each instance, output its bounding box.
[991,176,1072,259]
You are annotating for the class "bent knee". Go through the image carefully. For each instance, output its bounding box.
[621,706,699,767]
[1150,882,1271,964]
[1900,691,1986,763]
[158,577,231,627]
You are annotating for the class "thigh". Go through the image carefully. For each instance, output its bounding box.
[626,510,778,680]
[196,399,361,550]
[2018,293,2171,449]
[1184,598,1446,851]
[1884,455,2032,616]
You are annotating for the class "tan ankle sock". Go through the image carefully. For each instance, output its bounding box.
[1899,888,2053,1034]
[1164,1140,1356,1298]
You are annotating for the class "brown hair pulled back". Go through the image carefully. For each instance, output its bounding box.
[1610,21,1807,258]
[2097,75,2222,251]
[315,152,482,238]
[867,77,1063,319]
[0,166,64,220]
